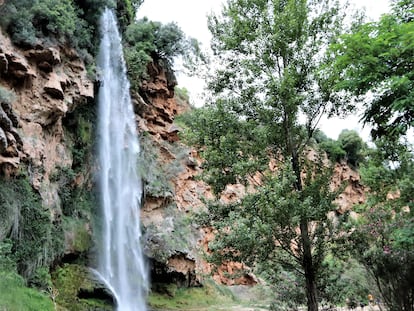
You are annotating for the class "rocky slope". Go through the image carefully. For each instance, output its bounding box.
[0,29,93,237]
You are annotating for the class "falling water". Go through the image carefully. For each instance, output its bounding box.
[96,8,148,311]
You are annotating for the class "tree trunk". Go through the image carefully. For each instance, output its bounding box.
[292,152,319,311]
[301,221,319,311]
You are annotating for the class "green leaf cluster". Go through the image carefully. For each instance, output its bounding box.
[315,129,366,167]
[0,173,64,279]
[116,0,144,31]
[324,0,414,139]
[0,0,116,59]
[52,264,113,310]
[345,139,414,311]
[124,17,205,92]
[181,1,349,309]
[179,102,268,195]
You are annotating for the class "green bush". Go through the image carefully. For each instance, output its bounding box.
[116,0,144,31]
[0,0,77,45]
[314,129,366,166]
[175,86,190,102]
[52,264,113,311]
[320,139,347,163]
[338,129,366,167]
[124,17,204,91]
[0,174,64,278]
[0,0,114,59]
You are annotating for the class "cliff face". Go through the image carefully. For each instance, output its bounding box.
[0,29,94,237]
[0,28,108,309]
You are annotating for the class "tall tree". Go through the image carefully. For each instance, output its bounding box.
[181,1,347,310]
[324,0,414,139]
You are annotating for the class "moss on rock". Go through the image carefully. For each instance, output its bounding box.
[52,264,114,311]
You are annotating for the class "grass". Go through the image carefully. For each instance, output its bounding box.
[0,271,54,311]
[148,281,237,310]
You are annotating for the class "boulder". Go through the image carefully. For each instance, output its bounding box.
[0,127,7,153]
[5,52,36,80]
[0,106,12,131]
[0,53,8,73]
[44,72,64,99]
[26,47,61,65]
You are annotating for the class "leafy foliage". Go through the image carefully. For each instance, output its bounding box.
[318,255,370,306]
[345,139,414,311]
[0,0,115,59]
[181,1,348,310]
[337,130,366,167]
[0,173,64,279]
[116,0,144,31]
[324,0,414,139]
[124,17,205,91]
[314,129,366,167]
[52,264,113,310]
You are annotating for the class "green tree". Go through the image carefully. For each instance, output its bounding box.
[345,139,414,311]
[314,130,347,163]
[337,129,366,167]
[124,18,204,91]
[181,1,348,310]
[324,0,414,139]
[116,0,144,32]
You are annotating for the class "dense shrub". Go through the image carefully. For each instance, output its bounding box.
[0,0,78,46]
[338,129,366,168]
[0,174,64,279]
[124,17,204,91]
[116,0,144,31]
[315,129,366,167]
[0,0,114,59]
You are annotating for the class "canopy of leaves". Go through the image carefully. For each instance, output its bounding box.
[116,0,144,31]
[0,174,64,279]
[314,129,366,167]
[181,1,349,309]
[200,160,337,267]
[345,139,414,311]
[324,0,414,139]
[0,0,118,58]
[124,17,204,91]
[337,129,366,167]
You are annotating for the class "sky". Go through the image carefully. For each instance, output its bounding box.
[136,0,391,141]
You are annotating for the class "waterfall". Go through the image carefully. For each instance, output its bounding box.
[96,8,148,311]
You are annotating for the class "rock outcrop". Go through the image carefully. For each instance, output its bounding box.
[0,27,96,262]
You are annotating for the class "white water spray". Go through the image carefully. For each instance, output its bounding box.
[96,8,148,311]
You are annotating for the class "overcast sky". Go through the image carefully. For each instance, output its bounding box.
[136,0,391,140]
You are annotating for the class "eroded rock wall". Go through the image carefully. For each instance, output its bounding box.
[1,23,96,268]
